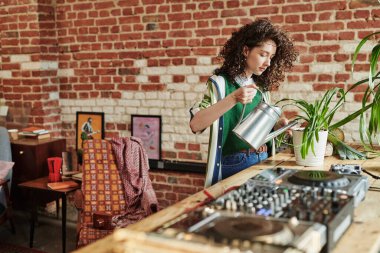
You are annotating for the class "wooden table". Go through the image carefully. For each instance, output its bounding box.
[18,177,80,253]
[74,151,380,253]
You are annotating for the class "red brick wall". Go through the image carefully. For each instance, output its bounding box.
[1,0,379,206]
[150,170,205,209]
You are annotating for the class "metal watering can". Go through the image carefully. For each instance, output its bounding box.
[232,90,297,150]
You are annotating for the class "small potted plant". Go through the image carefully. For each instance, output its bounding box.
[277,88,347,166]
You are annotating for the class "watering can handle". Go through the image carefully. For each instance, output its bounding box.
[236,88,264,125]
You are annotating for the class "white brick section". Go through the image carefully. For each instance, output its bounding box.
[344,102,366,112]
[171,92,184,100]
[61,114,75,122]
[185,92,198,101]
[194,65,217,74]
[167,66,192,74]
[168,133,192,142]
[136,108,149,114]
[10,54,30,63]
[121,92,134,100]
[142,100,164,107]
[187,75,200,83]
[146,92,158,99]
[75,100,96,106]
[281,84,313,92]
[149,108,161,114]
[160,75,172,83]
[134,59,147,68]
[0,71,12,78]
[61,107,71,115]
[161,108,173,116]
[343,41,376,53]
[351,72,369,82]
[102,106,114,114]
[81,106,98,111]
[96,99,117,106]
[141,67,166,75]
[134,92,146,99]
[59,99,75,106]
[310,63,344,73]
[197,57,212,65]
[21,61,58,70]
[57,68,74,76]
[49,92,59,100]
[119,99,141,108]
[194,83,208,92]
[42,61,58,70]
[114,107,126,114]
[161,142,172,150]
[165,100,185,107]
[136,75,148,83]
[126,107,138,114]
[70,107,82,113]
[158,92,171,100]
[167,83,191,91]
[106,114,121,122]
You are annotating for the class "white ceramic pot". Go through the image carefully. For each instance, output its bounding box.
[292,129,328,166]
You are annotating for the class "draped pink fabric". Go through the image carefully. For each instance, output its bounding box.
[110,137,158,227]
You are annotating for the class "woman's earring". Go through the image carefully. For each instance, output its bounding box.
[241,57,246,69]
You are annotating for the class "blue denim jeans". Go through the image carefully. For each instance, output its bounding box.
[221,151,268,180]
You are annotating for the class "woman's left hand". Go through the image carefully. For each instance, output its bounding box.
[257,144,267,153]
[275,117,292,136]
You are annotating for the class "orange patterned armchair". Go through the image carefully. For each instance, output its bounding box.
[75,139,126,247]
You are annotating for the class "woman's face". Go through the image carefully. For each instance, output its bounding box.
[243,39,277,76]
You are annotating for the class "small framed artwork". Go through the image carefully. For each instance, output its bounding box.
[131,115,162,161]
[76,111,105,150]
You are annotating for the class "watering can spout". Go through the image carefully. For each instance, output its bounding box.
[263,120,298,143]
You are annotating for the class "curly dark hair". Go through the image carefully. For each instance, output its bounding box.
[214,18,298,91]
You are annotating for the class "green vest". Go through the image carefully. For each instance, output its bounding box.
[222,77,262,156]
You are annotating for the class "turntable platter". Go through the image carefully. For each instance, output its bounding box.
[288,170,350,188]
[212,217,294,245]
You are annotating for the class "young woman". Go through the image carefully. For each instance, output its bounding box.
[190,18,298,187]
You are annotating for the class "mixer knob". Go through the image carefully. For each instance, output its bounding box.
[214,199,225,210]
[246,203,255,214]
[283,189,290,203]
[331,200,340,213]
[296,209,304,220]
[231,239,240,248]
[320,188,325,196]
[226,199,232,210]
[306,210,315,221]
[322,209,330,224]
[311,189,318,199]
[241,240,251,249]
[269,201,275,214]
[260,188,268,196]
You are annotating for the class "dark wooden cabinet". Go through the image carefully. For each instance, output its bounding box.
[10,138,66,209]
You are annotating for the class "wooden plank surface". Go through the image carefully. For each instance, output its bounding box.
[74,152,380,253]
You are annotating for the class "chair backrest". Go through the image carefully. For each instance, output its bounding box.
[81,139,126,225]
[0,127,12,207]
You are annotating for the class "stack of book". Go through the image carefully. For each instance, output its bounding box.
[19,126,50,140]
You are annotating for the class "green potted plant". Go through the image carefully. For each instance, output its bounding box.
[277,88,349,166]
[327,31,380,157]
[276,31,380,163]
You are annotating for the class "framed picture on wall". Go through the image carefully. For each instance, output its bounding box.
[131,115,162,161]
[76,111,105,150]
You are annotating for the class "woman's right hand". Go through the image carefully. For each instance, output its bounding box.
[230,84,259,104]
